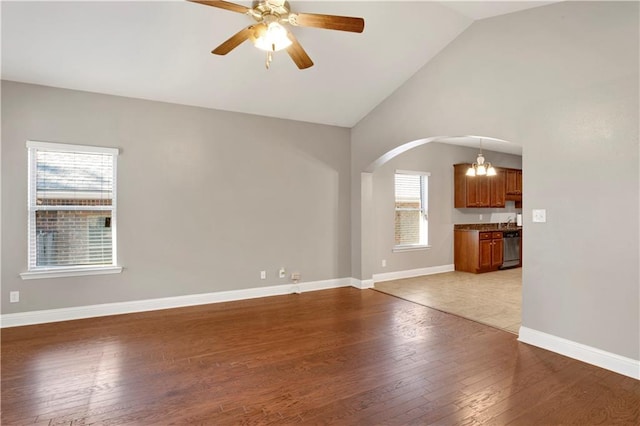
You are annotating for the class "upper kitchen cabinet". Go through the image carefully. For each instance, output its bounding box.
[454,164,506,208]
[505,168,523,208]
[505,169,522,196]
[490,168,506,207]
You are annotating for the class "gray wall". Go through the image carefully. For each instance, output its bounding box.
[352,1,639,359]
[1,81,351,314]
[372,142,522,274]
[1,1,638,367]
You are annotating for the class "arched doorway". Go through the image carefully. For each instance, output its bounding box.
[360,135,523,332]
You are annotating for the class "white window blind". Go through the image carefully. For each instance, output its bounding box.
[27,141,119,271]
[394,171,429,247]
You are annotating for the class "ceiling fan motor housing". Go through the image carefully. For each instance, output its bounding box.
[252,0,290,19]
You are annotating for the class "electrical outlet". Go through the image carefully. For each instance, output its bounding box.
[382,259,387,267]
[291,272,301,282]
[279,267,286,278]
[479,214,483,220]
[10,291,19,303]
[260,270,266,280]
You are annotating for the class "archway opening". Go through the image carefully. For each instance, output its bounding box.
[361,135,524,333]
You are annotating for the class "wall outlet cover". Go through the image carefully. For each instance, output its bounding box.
[532,209,547,223]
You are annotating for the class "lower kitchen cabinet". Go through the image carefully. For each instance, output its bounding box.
[454,230,504,273]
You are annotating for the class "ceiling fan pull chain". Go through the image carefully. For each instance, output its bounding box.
[265,51,273,69]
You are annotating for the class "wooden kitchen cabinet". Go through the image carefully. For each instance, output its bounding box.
[466,170,490,207]
[481,231,504,271]
[505,168,523,208]
[454,164,505,208]
[490,168,506,208]
[454,230,504,273]
[505,169,522,196]
[455,164,521,209]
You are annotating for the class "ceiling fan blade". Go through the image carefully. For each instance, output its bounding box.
[188,0,250,14]
[286,32,313,69]
[291,13,365,33]
[212,25,255,55]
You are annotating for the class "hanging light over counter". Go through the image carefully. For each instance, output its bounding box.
[467,139,496,177]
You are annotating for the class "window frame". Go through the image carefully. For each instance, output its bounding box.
[393,170,430,252]
[20,141,123,280]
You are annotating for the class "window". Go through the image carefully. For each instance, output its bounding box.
[22,141,121,279]
[394,171,429,249]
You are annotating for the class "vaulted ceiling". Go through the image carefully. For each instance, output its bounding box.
[2,1,556,147]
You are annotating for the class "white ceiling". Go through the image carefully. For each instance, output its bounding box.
[434,136,522,156]
[2,1,555,153]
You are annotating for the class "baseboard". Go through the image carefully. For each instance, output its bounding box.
[373,264,454,283]
[351,278,374,289]
[0,277,355,328]
[518,326,640,380]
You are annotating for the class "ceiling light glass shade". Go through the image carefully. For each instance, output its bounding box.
[253,22,292,52]
[466,153,496,177]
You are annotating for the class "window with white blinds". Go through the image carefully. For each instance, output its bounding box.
[394,171,429,248]
[26,141,119,272]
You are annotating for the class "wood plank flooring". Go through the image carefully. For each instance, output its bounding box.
[2,288,639,425]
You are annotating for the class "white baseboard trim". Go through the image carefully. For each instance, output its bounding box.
[0,277,355,328]
[351,278,374,289]
[373,264,455,283]
[518,326,640,380]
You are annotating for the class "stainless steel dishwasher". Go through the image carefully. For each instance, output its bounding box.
[501,230,521,269]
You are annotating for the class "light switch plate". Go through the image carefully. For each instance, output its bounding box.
[532,209,546,223]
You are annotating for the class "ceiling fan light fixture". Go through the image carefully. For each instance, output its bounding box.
[252,21,292,52]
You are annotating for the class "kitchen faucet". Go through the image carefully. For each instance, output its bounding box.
[506,216,514,228]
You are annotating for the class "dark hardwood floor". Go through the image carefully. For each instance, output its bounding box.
[2,288,639,425]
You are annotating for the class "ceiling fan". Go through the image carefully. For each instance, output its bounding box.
[188,0,365,69]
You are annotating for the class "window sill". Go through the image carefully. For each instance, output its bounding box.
[393,245,431,253]
[20,266,123,280]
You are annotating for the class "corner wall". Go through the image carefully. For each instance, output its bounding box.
[351,1,639,362]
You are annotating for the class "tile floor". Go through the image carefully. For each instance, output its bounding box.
[374,268,522,334]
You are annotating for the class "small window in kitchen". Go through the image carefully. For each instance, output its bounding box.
[394,171,429,250]
[21,141,122,279]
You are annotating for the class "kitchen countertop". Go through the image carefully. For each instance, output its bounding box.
[454,223,522,232]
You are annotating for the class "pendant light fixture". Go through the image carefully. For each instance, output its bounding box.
[466,138,497,177]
